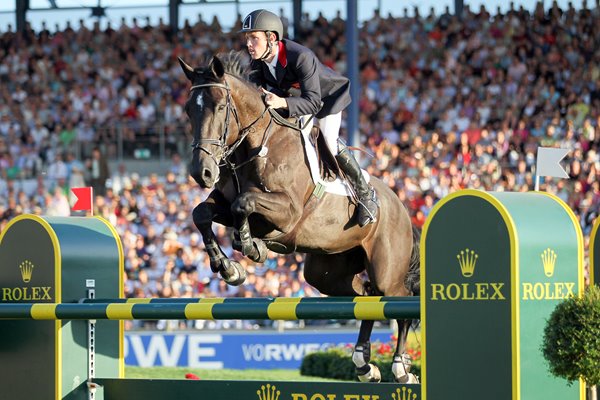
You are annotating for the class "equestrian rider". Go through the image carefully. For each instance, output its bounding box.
[240,9,378,227]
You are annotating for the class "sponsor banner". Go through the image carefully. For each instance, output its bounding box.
[95,378,421,399]
[125,330,393,369]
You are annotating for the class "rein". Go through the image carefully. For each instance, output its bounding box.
[189,75,314,194]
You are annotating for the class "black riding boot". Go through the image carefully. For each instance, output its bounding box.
[336,146,378,227]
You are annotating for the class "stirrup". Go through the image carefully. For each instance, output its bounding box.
[357,190,378,227]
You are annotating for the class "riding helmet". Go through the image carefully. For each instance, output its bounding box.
[240,9,284,41]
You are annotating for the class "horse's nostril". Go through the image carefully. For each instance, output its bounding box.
[202,168,213,181]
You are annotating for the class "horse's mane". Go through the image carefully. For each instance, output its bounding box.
[217,51,251,80]
[194,51,255,84]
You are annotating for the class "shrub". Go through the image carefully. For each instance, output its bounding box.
[300,347,355,380]
[301,334,421,382]
[542,284,600,399]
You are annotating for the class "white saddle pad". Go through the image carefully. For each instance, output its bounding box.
[300,128,370,197]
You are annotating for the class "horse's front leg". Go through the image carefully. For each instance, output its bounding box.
[233,215,269,263]
[192,192,246,286]
[231,190,300,261]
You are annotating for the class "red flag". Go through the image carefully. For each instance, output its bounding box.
[71,187,93,211]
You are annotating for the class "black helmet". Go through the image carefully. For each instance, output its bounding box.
[240,9,284,41]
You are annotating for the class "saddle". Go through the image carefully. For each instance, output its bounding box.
[267,108,339,183]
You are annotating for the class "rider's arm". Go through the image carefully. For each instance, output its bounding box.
[285,51,322,118]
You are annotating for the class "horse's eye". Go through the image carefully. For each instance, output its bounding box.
[217,105,226,112]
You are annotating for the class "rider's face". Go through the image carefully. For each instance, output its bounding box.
[245,32,270,60]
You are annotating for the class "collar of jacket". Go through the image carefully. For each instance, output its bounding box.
[277,40,287,68]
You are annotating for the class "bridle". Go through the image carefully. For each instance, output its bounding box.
[188,76,271,189]
[189,80,241,167]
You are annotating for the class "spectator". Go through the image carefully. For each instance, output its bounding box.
[46,152,68,188]
[87,147,109,196]
[0,3,599,331]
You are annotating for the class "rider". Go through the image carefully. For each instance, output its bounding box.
[240,9,378,227]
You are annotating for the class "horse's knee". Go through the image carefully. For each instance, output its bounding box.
[231,193,255,215]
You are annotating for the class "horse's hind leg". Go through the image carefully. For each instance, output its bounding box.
[193,191,246,286]
[304,252,386,383]
[351,280,384,382]
[353,320,382,382]
[392,319,419,383]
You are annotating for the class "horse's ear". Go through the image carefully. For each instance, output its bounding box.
[210,56,225,79]
[178,57,196,82]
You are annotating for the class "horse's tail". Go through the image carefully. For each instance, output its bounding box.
[405,226,421,297]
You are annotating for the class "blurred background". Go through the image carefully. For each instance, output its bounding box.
[0,0,598,369]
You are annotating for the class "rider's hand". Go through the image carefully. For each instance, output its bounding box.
[261,87,288,109]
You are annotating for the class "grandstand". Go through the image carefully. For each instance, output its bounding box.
[0,0,599,320]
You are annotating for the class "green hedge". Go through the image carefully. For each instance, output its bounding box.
[300,347,421,382]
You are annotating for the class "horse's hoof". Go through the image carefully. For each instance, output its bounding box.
[250,238,268,263]
[232,234,266,263]
[357,364,381,383]
[220,260,247,286]
[395,373,419,384]
[392,352,414,382]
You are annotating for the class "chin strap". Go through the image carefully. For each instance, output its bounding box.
[259,31,275,61]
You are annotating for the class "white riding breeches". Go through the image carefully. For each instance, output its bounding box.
[300,112,342,155]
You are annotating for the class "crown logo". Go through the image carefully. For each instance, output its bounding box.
[391,387,417,400]
[19,260,34,283]
[457,248,478,277]
[256,384,280,400]
[541,248,557,277]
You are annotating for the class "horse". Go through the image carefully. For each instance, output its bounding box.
[178,53,420,383]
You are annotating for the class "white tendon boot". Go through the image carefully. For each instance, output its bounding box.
[392,353,420,384]
[352,343,381,383]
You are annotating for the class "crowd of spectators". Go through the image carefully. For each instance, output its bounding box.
[0,1,599,329]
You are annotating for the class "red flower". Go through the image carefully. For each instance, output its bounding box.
[377,343,392,355]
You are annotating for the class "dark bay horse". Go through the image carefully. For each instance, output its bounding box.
[179,54,420,383]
